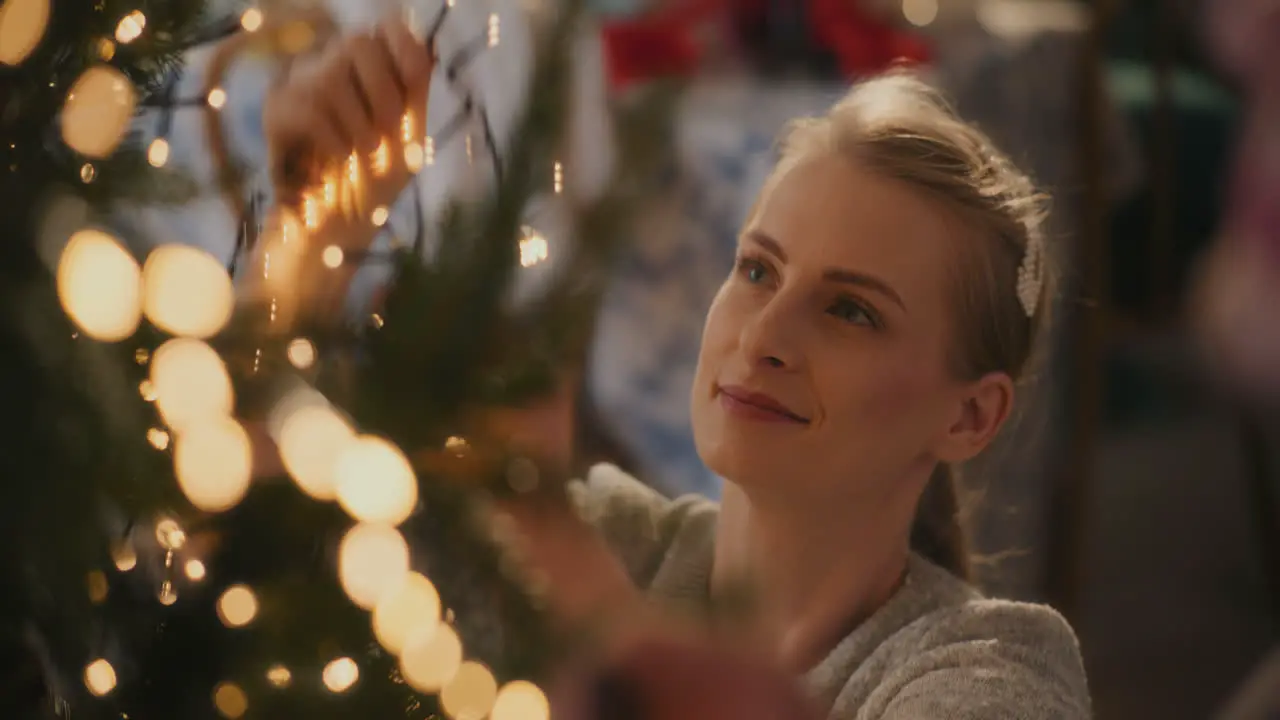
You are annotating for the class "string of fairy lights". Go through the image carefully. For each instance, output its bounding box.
[2,0,563,717]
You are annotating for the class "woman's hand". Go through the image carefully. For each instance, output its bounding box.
[264,14,433,209]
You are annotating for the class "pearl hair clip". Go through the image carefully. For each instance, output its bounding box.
[1015,234,1043,318]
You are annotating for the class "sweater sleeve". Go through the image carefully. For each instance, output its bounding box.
[568,463,716,592]
[862,601,1092,720]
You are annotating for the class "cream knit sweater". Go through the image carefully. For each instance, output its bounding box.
[570,464,1093,720]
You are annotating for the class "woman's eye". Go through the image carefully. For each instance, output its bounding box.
[828,297,877,327]
[737,258,770,284]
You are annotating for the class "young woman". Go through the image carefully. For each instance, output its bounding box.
[263,15,1090,719]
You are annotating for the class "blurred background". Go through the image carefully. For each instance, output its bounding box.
[136,0,1280,717]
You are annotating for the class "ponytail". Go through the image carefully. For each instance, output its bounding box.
[910,464,971,581]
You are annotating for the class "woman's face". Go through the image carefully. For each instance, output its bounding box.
[691,154,1008,504]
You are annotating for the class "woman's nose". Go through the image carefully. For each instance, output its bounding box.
[738,300,799,371]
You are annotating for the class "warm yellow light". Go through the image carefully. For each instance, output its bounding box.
[87,570,109,603]
[371,139,390,176]
[266,664,292,688]
[84,658,116,696]
[425,136,435,166]
[286,337,316,369]
[158,581,178,605]
[371,205,389,227]
[147,427,170,450]
[403,141,424,173]
[213,681,248,718]
[902,0,937,26]
[335,435,418,526]
[147,137,169,167]
[400,623,463,692]
[142,243,233,338]
[155,518,186,550]
[518,226,548,268]
[140,379,157,400]
[302,193,321,230]
[276,401,354,500]
[79,163,96,183]
[487,13,499,47]
[174,416,252,512]
[56,228,142,341]
[207,87,227,109]
[321,245,344,269]
[216,584,258,627]
[338,523,409,609]
[114,10,145,43]
[150,338,233,432]
[112,542,137,571]
[185,558,206,581]
[491,680,550,720]
[553,161,563,194]
[441,661,498,720]
[97,37,114,61]
[0,0,51,65]
[400,111,414,144]
[373,572,441,655]
[240,8,264,32]
[322,657,359,693]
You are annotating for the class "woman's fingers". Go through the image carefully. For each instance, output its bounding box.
[347,31,406,138]
[380,17,434,105]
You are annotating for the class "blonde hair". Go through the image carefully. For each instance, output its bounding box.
[765,71,1052,580]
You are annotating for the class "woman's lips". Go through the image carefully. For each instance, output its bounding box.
[715,385,810,425]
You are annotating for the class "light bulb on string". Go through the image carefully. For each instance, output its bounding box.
[217,584,258,627]
[404,141,424,173]
[274,397,355,500]
[372,572,441,655]
[112,541,137,571]
[553,161,563,194]
[335,435,417,526]
[149,338,233,432]
[79,163,95,183]
[174,416,252,512]
[425,136,435,166]
[155,518,186,550]
[322,657,359,693]
[142,243,234,339]
[372,139,390,176]
[338,523,409,609]
[266,665,292,688]
[518,226,548,268]
[240,8,264,32]
[97,38,114,61]
[440,661,498,720]
[56,228,142,342]
[185,559,206,581]
[87,571,109,604]
[147,137,169,167]
[147,427,170,450]
[61,66,135,158]
[83,659,116,696]
[400,623,463,692]
[207,87,227,109]
[0,0,51,66]
[213,681,248,718]
[371,205,389,227]
[491,681,551,720]
[114,10,145,43]
[488,13,499,47]
[287,337,316,369]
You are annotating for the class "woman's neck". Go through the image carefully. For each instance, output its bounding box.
[711,480,919,673]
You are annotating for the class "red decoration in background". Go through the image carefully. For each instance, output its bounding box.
[599,0,931,89]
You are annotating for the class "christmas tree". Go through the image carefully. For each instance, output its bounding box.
[0,0,676,717]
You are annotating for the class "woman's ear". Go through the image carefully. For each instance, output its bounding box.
[934,372,1014,464]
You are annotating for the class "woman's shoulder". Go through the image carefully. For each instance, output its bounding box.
[823,557,1091,719]
[568,463,719,594]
